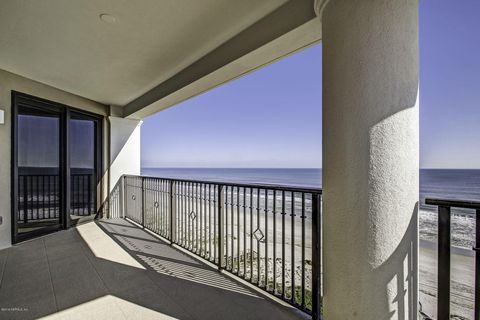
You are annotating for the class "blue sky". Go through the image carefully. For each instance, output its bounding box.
[142,0,480,169]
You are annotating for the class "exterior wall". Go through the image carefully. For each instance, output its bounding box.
[0,69,109,249]
[108,117,142,192]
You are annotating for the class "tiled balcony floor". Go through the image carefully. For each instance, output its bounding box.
[0,219,306,320]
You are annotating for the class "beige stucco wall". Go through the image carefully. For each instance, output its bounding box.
[0,69,109,249]
[109,117,142,192]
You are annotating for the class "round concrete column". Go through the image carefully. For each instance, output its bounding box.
[321,0,419,319]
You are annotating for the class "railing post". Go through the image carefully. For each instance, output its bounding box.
[87,174,92,215]
[170,181,175,243]
[218,184,224,269]
[23,176,28,224]
[312,193,322,320]
[475,209,480,320]
[438,205,451,320]
[121,175,126,218]
[141,177,145,227]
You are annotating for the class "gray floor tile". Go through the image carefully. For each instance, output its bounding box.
[0,219,306,320]
[0,289,57,320]
[46,252,108,310]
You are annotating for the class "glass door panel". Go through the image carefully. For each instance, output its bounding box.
[16,110,62,240]
[69,115,97,226]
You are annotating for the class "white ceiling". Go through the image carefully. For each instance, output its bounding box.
[0,0,288,106]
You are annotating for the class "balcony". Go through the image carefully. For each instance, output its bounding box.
[0,1,469,319]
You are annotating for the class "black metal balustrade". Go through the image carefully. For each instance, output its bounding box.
[18,174,61,223]
[70,173,94,216]
[425,198,480,320]
[124,175,323,319]
[18,173,94,223]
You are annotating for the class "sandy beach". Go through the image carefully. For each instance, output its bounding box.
[420,240,474,320]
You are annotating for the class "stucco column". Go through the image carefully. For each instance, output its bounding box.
[320,0,419,319]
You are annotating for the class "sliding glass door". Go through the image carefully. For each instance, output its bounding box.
[12,92,103,243]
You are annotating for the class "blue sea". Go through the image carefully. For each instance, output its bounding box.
[142,168,480,214]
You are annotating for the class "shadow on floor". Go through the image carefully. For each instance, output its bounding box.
[0,218,305,320]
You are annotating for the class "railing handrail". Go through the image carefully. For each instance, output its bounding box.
[425,197,480,210]
[18,173,93,177]
[124,174,323,194]
[18,173,60,177]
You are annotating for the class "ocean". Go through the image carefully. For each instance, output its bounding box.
[142,168,480,209]
[142,167,480,248]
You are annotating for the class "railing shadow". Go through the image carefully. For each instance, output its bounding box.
[96,219,262,297]
[368,203,419,320]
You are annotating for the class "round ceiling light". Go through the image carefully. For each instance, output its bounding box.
[100,13,116,24]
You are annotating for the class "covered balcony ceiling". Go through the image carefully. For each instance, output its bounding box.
[0,0,321,118]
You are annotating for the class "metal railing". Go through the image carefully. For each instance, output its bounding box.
[18,173,94,223]
[18,174,61,223]
[70,173,94,216]
[425,198,480,320]
[123,175,322,319]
